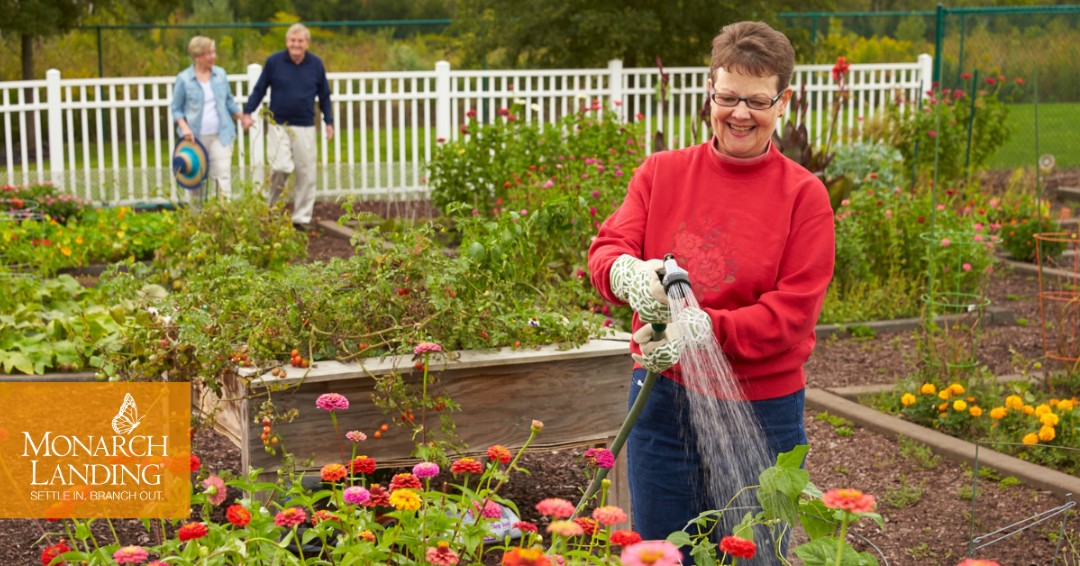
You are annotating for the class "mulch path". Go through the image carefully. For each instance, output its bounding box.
[3,196,1079,565]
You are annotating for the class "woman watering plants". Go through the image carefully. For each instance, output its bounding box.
[588,21,835,564]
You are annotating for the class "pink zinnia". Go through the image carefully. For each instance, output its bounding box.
[274,507,308,528]
[956,560,1001,566]
[472,499,502,519]
[821,488,877,514]
[426,541,460,566]
[535,498,575,519]
[583,447,615,469]
[346,430,367,443]
[343,486,371,505]
[546,520,584,537]
[315,393,349,411]
[413,461,440,478]
[591,505,627,526]
[620,540,682,566]
[414,342,443,354]
[113,546,149,565]
[202,474,227,506]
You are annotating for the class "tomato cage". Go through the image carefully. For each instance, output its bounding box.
[1034,232,1080,367]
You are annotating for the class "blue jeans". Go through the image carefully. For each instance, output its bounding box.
[626,369,806,565]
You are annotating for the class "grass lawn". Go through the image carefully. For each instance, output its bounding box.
[989,102,1080,169]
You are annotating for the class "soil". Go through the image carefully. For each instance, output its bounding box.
[3,195,1079,565]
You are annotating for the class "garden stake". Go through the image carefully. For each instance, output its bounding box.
[574,256,691,517]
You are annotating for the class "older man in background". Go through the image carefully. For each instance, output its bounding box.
[242,23,334,231]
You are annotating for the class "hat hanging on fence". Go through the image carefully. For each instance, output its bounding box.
[172,138,208,190]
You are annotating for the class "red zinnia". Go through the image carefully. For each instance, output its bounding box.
[389,472,422,492]
[501,547,551,566]
[177,521,209,541]
[513,521,539,533]
[363,483,391,508]
[609,529,642,546]
[274,507,308,528]
[350,455,377,475]
[190,454,201,472]
[226,504,251,527]
[573,517,598,535]
[720,535,757,559]
[41,539,70,566]
[487,445,512,465]
[321,463,347,482]
[450,457,484,474]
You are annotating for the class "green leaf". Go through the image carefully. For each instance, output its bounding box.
[666,530,693,547]
[0,350,35,375]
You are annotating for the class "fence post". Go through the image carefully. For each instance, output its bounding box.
[247,64,265,182]
[918,53,934,95]
[608,59,624,121]
[45,69,65,186]
[435,61,451,142]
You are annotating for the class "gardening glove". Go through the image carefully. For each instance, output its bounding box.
[631,306,712,373]
[609,254,670,324]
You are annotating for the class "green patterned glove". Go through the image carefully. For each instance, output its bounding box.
[631,307,713,373]
[610,255,670,323]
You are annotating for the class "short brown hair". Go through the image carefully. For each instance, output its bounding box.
[710,21,795,92]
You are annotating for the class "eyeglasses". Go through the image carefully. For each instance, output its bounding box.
[709,91,784,111]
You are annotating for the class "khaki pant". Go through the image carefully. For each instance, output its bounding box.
[186,134,233,203]
[266,123,317,224]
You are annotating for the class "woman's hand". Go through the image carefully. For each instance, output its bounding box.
[179,121,194,142]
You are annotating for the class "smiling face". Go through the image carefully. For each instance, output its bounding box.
[708,67,791,159]
[285,31,309,63]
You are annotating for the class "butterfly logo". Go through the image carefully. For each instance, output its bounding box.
[111,393,144,435]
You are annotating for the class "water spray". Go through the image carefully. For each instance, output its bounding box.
[574,254,690,515]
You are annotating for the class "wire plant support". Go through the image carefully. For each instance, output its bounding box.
[0,198,47,286]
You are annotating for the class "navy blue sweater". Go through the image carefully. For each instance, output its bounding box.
[244,50,333,127]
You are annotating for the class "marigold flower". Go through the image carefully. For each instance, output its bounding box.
[989,407,1007,420]
[413,461,440,478]
[202,474,227,505]
[535,497,575,519]
[389,472,422,491]
[41,539,70,566]
[502,547,551,566]
[620,540,682,566]
[350,455,377,475]
[592,505,627,526]
[344,485,371,505]
[547,519,585,537]
[1039,425,1056,442]
[821,488,876,514]
[226,504,251,527]
[1005,395,1024,410]
[719,535,757,559]
[584,447,615,469]
[389,488,422,511]
[1040,412,1060,427]
[949,383,965,395]
[921,383,937,395]
[487,444,512,465]
[953,400,968,412]
[426,541,460,566]
[1059,399,1075,411]
[274,507,307,528]
[939,390,952,401]
[178,521,208,541]
[1022,405,1036,415]
[450,457,484,474]
[1022,433,1039,445]
[321,463,347,483]
[315,393,349,411]
[901,393,917,407]
[610,530,643,546]
[513,521,539,533]
[113,546,149,565]
[969,406,983,417]
[1034,404,1052,417]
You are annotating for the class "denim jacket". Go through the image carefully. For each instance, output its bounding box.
[171,65,240,146]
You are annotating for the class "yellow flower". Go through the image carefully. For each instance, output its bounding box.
[1038,425,1056,442]
[1022,405,1035,415]
[1022,433,1039,445]
[1059,399,1076,411]
[953,400,968,412]
[116,231,126,239]
[938,403,949,412]
[948,383,965,395]
[1040,413,1060,427]
[60,246,72,257]
[989,407,1007,420]
[901,393,917,407]
[359,530,376,542]
[1034,404,1052,417]
[1004,395,1024,410]
[921,383,937,395]
[938,390,952,401]
[389,488,421,511]
[75,236,84,245]
[969,406,983,417]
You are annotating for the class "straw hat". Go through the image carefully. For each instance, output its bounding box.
[172,138,208,190]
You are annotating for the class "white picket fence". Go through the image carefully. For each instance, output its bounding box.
[0,55,932,204]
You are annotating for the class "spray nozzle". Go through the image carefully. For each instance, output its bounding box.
[661,254,691,295]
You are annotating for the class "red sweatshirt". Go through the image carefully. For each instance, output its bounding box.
[588,141,835,401]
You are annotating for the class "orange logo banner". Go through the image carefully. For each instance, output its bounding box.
[0,382,192,519]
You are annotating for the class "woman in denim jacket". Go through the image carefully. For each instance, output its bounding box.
[171,36,242,200]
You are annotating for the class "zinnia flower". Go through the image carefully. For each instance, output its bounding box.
[535,498,575,519]
[547,519,585,537]
[487,445,512,465]
[364,483,391,507]
[112,546,149,565]
[177,521,208,541]
[426,541,460,566]
[359,529,377,542]
[389,488,422,511]
[202,474,227,505]
[413,461,440,478]
[502,547,551,566]
[344,485,371,505]
[321,463,347,482]
[226,504,251,527]
[350,455,377,475]
[592,505,627,526]
[414,342,443,354]
[41,539,70,566]
[956,560,1001,566]
[274,507,308,528]
[450,457,484,475]
[719,535,756,559]
[190,454,201,472]
[584,447,615,469]
[389,472,422,491]
[315,393,349,411]
[513,521,539,533]
[610,530,642,546]
[620,540,682,566]
[473,499,503,519]
[821,488,876,514]
[573,517,598,535]
[312,509,337,525]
